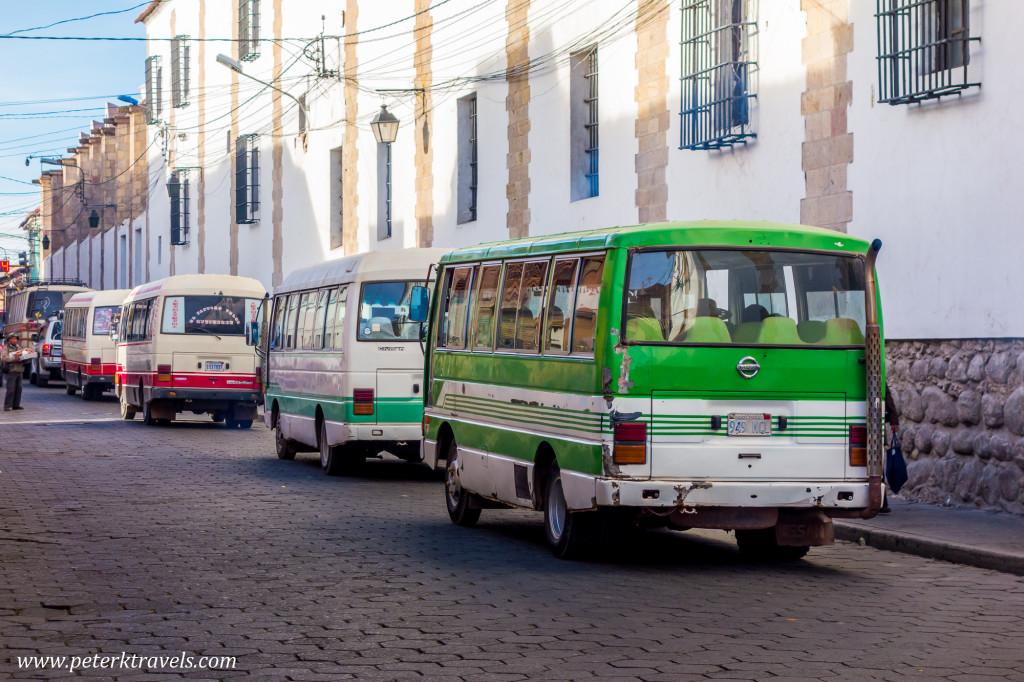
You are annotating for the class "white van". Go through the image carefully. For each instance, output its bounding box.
[262,248,445,474]
[116,274,267,426]
[62,289,130,399]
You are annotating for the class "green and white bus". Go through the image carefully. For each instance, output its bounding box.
[263,247,447,474]
[417,221,885,559]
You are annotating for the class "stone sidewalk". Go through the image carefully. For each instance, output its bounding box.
[834,497,1024,576]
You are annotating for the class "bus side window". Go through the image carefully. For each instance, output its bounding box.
[545,258,579,352]
[439,266,474,349]
[497,263,523,350]
[283,294,299,350]
[322,289,337,350]
[296,293,312,350]
[571,256,604,354]
[270,296,286,350]
[334,286,348,348]
[471,265,501,351]
[516,261,548,352]
[146,299,158,340]
[312,289,329,350]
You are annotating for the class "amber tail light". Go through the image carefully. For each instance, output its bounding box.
[849,424,867,467]
[614,421,647,465]
[157,364,172,383]
[353,388,375,416]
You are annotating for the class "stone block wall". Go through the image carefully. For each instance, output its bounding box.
[887,339,1024,514]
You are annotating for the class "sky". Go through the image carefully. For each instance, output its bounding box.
[0,2,147,258]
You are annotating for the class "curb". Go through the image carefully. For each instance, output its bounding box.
[833,522,1024,577]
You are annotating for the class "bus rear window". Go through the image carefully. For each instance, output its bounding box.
[161,296,261,335]
[358,281,420,340]
[625,249,867,347]
[27,291,63,319]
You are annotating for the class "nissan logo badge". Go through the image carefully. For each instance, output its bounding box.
[736,356,760,379]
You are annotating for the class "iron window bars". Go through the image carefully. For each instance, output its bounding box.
[583,47,599,198]
[171,35,190,109]
[235,134,260,224]
[168,170,190,246]
[145,55,162,124]
[680,0,757,151]
[876,0,979,105]
[469,94,478,221]
[239,0,260,62]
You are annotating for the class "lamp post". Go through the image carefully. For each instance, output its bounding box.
[215,54,308,122]
[370,105,400,239]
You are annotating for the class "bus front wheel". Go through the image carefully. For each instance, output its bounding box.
[544,462,595,560]
[735,527,810,562]
[445,439,481,527]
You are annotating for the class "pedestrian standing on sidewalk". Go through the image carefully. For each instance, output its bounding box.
[2,334,29,411]
[881,382,901,513]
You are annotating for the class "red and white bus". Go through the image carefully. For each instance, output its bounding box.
[115,274,267,427]
[62,289,130,400]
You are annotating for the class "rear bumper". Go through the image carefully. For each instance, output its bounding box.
[83,374,115,385]
[560,472,871,513]
[151,387,262,403]
[326,421,421,446]
[39,357,61,370]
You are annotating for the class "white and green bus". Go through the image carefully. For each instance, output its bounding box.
[262,248,447,474]
[417,221,885,559]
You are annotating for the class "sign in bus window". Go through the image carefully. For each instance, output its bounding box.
[571,257,603,354]
[545,258,578,352]
[161,296,258,336]
[626,249,866,346]
[92,306,119,336]
[472,265,501,351]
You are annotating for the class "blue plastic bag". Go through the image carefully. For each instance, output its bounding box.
[885,434,909,494]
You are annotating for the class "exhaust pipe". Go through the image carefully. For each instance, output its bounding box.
[861,239,884,519]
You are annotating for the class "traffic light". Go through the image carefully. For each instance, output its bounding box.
[0,260,9,273]
[18,252,27,266]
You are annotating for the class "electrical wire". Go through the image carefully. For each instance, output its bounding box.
[1,3,152,37]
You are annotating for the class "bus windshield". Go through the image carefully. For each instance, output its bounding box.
[161,296,261,336]
[625,249,867,346]
[358,281,420,340]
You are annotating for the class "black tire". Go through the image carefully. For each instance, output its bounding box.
[211,411,226,423]
[66,383,77,396]
[444,438,481,527]
[36,371,49,388]
[320,421,345,476]
[544,462,596,560]
[735,527,810,562]
[275,426,296,460]
[29,366,37,385]
[119,394,135,420]
[81,384,94,401]
[226,419,253,429]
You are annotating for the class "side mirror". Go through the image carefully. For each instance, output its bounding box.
[246,321,259,346]
[409,285,429,323]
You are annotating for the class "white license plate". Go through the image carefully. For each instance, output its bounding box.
[205,361,225,371]
[52,349,61,357]
[727,413,772,437]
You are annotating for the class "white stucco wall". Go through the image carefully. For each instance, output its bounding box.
[846,0,1021,339]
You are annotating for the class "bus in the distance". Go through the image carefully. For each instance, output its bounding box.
[62,289,130,400]
[260,248,446,475]
[415,221,885,560]
[116,275,266,427]
[2,280,90,374]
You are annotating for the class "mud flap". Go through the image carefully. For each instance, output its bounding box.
[775,510,835,547]
[230,403,258,421]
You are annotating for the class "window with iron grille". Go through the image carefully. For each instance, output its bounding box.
[569,46,598,201]
[168,170,190,246]
[171,35,190,108]
[876,0,979,105]
[145,55,163,124]
[235,135,260,224]
[679,0,757,151]
[457,93,478,223]
[239,0,260,62]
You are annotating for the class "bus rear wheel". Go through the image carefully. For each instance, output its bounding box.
[319,421,352,476]
[735,527,810,562]
[445,439,481,527]
[275,426,296,460]
[119,394,135,420]
[544,462,595,560]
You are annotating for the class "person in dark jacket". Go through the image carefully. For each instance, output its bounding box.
[2,334,29,411]
[881,384,900,513]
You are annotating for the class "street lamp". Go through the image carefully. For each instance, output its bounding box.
[370,105,400,144]
[215,54,308,122]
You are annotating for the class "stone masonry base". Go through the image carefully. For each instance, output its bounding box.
[887,339,1024,515]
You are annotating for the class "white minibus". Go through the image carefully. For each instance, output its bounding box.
[116,274,267,426]
[62,289,130,400]
[262,247,446,474]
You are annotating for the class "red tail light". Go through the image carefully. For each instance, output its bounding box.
[353,388,374,415]
[42,343,51,356]
[157,364,172,383]
[614,421,647,465]
[849,425,867,466]
[90,357,101,372]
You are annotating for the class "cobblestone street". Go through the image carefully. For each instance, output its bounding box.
[2,383,1024,681]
